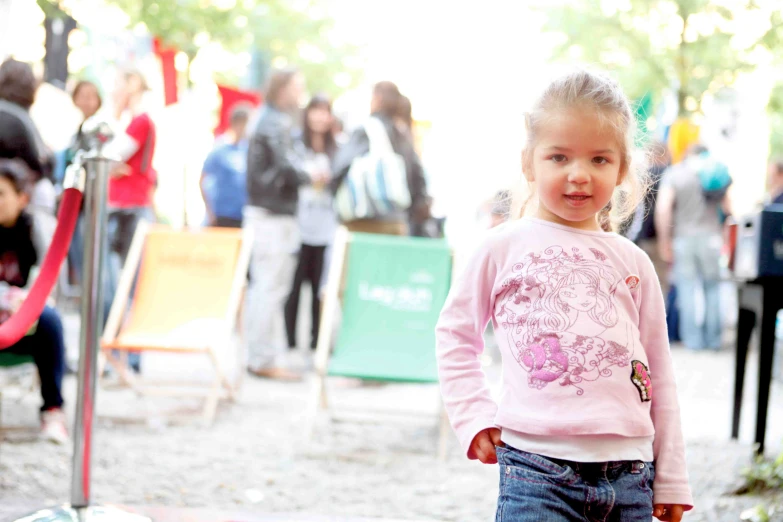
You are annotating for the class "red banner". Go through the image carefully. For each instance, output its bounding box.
[215,84,261,136]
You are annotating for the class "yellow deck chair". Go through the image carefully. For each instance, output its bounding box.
[100,223,252,425]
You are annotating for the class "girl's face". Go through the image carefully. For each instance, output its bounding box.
[74,84,101,119]
[558,282,597,312]
[0,176,28,228]
[307,105,333,134]
[528,106,625,231]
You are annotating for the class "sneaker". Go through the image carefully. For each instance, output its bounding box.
[40,408,70,444]
[286,350,314,373]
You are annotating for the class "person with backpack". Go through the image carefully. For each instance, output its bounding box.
[330,81,428,236]
[655,144,732,351]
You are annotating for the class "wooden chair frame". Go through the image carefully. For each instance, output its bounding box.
[99,222,252,425]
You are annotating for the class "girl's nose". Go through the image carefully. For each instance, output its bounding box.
[567,162,591,184]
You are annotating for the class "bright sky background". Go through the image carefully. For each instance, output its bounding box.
[328,0,559,241]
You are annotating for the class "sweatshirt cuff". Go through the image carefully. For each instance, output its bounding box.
[652,486,694,511]
[460,417,499,460]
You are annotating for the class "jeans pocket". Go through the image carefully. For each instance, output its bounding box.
[499,447,577,486]
[635,461,655,502]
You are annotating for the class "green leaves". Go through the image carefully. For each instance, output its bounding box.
[102,0,362,95]
[538,0,779,117]
[769,84,783,158]
[36,0,68,18]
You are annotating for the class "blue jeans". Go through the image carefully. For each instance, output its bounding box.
[68,213,84,285]
[673,236,722,350]
[496,446,655,522]
[5,306,66,411]
[103,207,155,372]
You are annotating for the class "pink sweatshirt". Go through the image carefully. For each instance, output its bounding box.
[436,217,693,509]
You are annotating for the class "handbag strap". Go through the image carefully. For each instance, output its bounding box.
[362,117,395,157]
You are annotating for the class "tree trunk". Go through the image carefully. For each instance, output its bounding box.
[676,1,691,117]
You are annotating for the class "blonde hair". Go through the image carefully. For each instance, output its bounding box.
[516,68,649,232]
[120,67,149,93]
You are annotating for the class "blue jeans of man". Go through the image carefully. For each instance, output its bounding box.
[673,235,722,350]
[496,446,655,522]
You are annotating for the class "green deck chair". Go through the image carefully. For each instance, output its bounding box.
[311,229,453,458]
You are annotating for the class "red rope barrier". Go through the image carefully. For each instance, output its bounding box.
[0,187,83,349]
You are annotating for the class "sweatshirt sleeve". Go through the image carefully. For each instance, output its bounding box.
[436,238,499,459]
[637,255,693,510]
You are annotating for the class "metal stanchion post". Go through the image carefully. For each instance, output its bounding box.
[70,145,110,508]
[11,122,151,521]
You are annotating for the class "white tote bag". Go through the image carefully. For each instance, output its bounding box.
[334,117,411,222]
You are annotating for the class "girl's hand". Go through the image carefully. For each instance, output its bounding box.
[654,504,684,522]
[470,427,502,464]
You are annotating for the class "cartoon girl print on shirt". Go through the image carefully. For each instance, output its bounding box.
[497,246,634,396]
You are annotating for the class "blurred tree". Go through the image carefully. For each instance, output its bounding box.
[36,0,69,17]
[760,8,783,159]
[769,83,783,158]
[540,0,781,117]
[104,0,362,96]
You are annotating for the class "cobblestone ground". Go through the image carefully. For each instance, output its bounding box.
[1,318,782,521]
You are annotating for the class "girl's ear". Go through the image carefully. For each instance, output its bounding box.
[615,162,628,187]
[15,192,30,217]
[616,157,629,186]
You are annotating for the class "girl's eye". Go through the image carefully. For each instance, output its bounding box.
[551,154,567,163]
[592,156,609,165]
[560,291,575,298]
[588,291,596,297]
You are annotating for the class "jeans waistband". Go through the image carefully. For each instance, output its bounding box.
[504,445,647,474]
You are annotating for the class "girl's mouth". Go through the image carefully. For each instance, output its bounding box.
[564,194,591,207]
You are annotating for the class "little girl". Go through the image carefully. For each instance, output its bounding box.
[436,69,692,521]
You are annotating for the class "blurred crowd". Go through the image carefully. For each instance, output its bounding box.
[3,47,783,445]
[0,55,438,441]
[233,69,434,380]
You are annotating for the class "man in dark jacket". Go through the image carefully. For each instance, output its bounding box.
[244,67,310,380]
[331,81,429,236]
[0,58,48,180]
